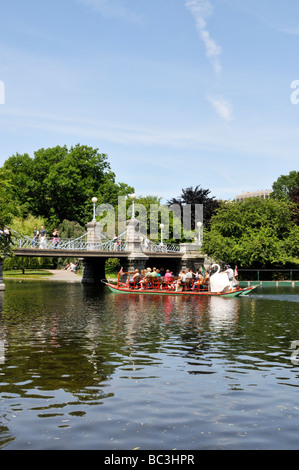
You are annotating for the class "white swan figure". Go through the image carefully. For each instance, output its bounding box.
[210,264,231,293]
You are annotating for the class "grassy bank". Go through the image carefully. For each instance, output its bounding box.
[3,269,54,279]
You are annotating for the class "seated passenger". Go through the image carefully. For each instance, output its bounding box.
[164,269,172,282]
[192,272,203,290]
[175,270,185,291]
[151,267,158,278]
[144,267,152,288]
[139,272,147,289]
[129,269,141,288]
[185,269,194,289]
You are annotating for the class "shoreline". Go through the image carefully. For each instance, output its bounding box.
[4,270,299,287]
[4,269,82,282]
[239,280,299,287]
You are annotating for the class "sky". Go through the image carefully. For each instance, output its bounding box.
[0,0,299,202]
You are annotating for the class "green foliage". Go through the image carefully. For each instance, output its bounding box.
[9,214,46,237]
[105,258,121,273]
[133,195,163,240]
[4,254,48,272]
[4,215,51,271]
[271,170,299,225]
[0,227,12,261]
[2,144,134,227]
[203,198,299,268]
[0,167,17,232]
[57,219,86,239]
[167,185,219,231]
[129,195,188,242]
[271,170,299,201]
[0,166,16,258]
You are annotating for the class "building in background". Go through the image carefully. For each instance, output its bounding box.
[235,189,272,203]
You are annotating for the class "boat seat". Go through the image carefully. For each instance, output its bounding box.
[152,278,161,289]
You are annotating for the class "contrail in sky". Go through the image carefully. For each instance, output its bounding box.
[185,0,234,122]
[185,0,222,76]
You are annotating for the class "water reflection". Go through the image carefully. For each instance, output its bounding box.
[207,296,240,331]
[1,282,299,449]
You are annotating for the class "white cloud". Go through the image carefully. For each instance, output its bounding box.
[76,0,142,23]
[206,96,234,122]
[185,0,222,75]
[275,25,299,36]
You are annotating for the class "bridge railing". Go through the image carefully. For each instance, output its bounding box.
[9,228,129,252]
[8,226,181,253]
[15,237,129,252]
[140,235,181,253]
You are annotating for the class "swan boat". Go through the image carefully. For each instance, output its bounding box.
[102,265,257,298]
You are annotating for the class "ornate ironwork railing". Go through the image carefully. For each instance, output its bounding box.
[8,227,182,254]
[140,234,181,253]
[9,229,129,252]
[16,237,129,252]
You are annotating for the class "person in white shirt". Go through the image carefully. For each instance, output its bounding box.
[224,265,235,289]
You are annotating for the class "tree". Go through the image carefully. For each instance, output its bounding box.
[4,215,49,272]
[57,219,86,239]
[271,171,299,201]
[290,185,299,225]
[202,198,299,268]
[0,168,17,260]
[0,168,16,226]
[2,144,134,226]
[272,171,299,225]
[167,185,220,233]
[132,195,163,239]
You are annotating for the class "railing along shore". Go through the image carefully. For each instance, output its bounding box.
[238,269,299,282]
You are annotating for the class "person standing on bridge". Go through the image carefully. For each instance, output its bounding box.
[52,228,59,248]
[112,234,118,251]
[39,226,47,249]
[31,226,39,248]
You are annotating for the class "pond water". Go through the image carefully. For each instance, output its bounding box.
[1,280,299,450]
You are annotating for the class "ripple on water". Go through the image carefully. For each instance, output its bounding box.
[2,283,299,449]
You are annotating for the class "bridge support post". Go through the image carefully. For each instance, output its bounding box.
[0,260,5,291]
[122,255,148,274]
[179,243,206,272]
[81,258,106,285]
[86,221,103,249]
[124,219,148,272]
[82,221,106,284]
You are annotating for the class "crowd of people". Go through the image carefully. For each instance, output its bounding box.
[124,266,210,292]
[30,226,80,271]
[64,260,79,273]
[112,234,123,251]
[31,226,60,249]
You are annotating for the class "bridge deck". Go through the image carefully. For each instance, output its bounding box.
[13,248,183,258]
[13,248,131,258]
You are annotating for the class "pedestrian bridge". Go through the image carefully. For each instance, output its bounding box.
[6,219,205,284]
[10,227,181,255]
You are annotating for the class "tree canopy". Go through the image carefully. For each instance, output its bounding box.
[2,144,134,227]
[167,185,220,231]
[202,197,299,268]
[0,168,16,226]
[271,170,299,225]
[0,168,16,259]
[271,170,299,201]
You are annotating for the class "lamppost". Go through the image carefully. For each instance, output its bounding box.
[197,221,202,245]
[92,197,98,222]
[130,193,136,219]
[159,223,164,246]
